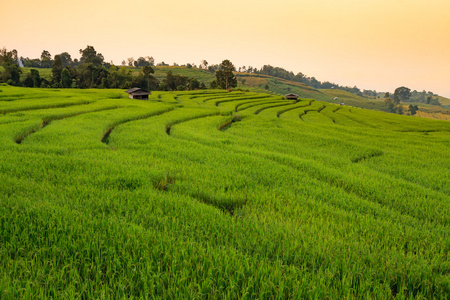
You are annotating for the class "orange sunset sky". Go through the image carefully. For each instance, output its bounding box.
[1,0,449,97]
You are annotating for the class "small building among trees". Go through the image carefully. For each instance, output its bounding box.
[285,93,299,100]
[125,87,151,100]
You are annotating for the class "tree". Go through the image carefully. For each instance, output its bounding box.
[201,60,208,69]
[134,57,150,68]
[408,105,419,115]
[309,77,320,88]
[145,56,155,66]
[30,69,41,87]
[162,71,188,91]
[41,50,52,67]
[127,57,135,67]
[141,66,157,90]
[11,49,18,64]
[23,73,35,87]
[107,67,133,89]
[22,57,41,68]
[0,48,21,85]
[189,78,200,90]
[393,86,411,104]
[79,46,104,66]
[142,65,154,77]
[384,92,390,98]
[52,55,63,85]
[164,71,176,91]
[61,68,72,88]
[59,52,73,67]
[214,59,237,89]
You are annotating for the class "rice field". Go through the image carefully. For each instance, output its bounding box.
[0,85,449,299]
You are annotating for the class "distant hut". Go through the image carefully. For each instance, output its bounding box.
[285,93,299,100]
[125,87,151,100]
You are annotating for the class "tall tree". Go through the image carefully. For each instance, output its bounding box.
[41,50,52,68]
[0,48,22,85]
[79,46,104,66]
[145,56,155,66]
[11,49,18,64]
[52,55,63,85]
[61,68,72,88]
[393,86,411,104]
[134,57,150,67]
[30,69,41,87]
[213,59,237,89]
[59,52,73,67]
[141,66,157,90]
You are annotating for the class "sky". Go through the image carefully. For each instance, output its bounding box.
[1,0,449,96]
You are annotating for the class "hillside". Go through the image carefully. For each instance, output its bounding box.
[235,72,450,115]
[0,85,449,298]
[6,65,450,119]
[437,95,450,108]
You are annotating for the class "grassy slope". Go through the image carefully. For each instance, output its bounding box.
[4,65,450,118]
[128,66,216,85]
[236,73,450,119]
[0,85,449,298]
[437,95,450,108]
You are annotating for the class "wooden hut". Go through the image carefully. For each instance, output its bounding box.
[125,87,151,100]
[285,93,299,100]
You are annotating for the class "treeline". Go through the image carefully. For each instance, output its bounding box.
[200,63,368,96]
[1,46,444,103]
[245,64,366,96]
[409,90,441,105]
[228,64,442,103]
[0,46,207,91]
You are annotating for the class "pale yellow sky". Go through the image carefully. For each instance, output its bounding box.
[1,0,449,96]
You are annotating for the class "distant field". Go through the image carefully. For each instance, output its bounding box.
[0,85,449,298]
[437,95,450,107]
[3,65,450,119]
[20,67,53,80]
[129,66,216,84]
[236,73,332,101]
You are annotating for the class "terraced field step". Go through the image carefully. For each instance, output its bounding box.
[15,106,122,144]
[102,107,176,144]
[237,100,293,113]
[165,111,222,135]
[0,100,94,114]
[276,100,314,118]
[254,100,299,115]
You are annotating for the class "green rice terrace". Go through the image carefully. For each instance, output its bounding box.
[0,85,449,299]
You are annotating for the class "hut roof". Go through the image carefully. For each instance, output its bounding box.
[125,87,150,94]
[285,93,299,98]
[131,92,151,96]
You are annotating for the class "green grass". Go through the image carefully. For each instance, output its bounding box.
[0,85,449,299]
[127,66,216,85]
[6,65,450,116]
[19,67,53,81]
